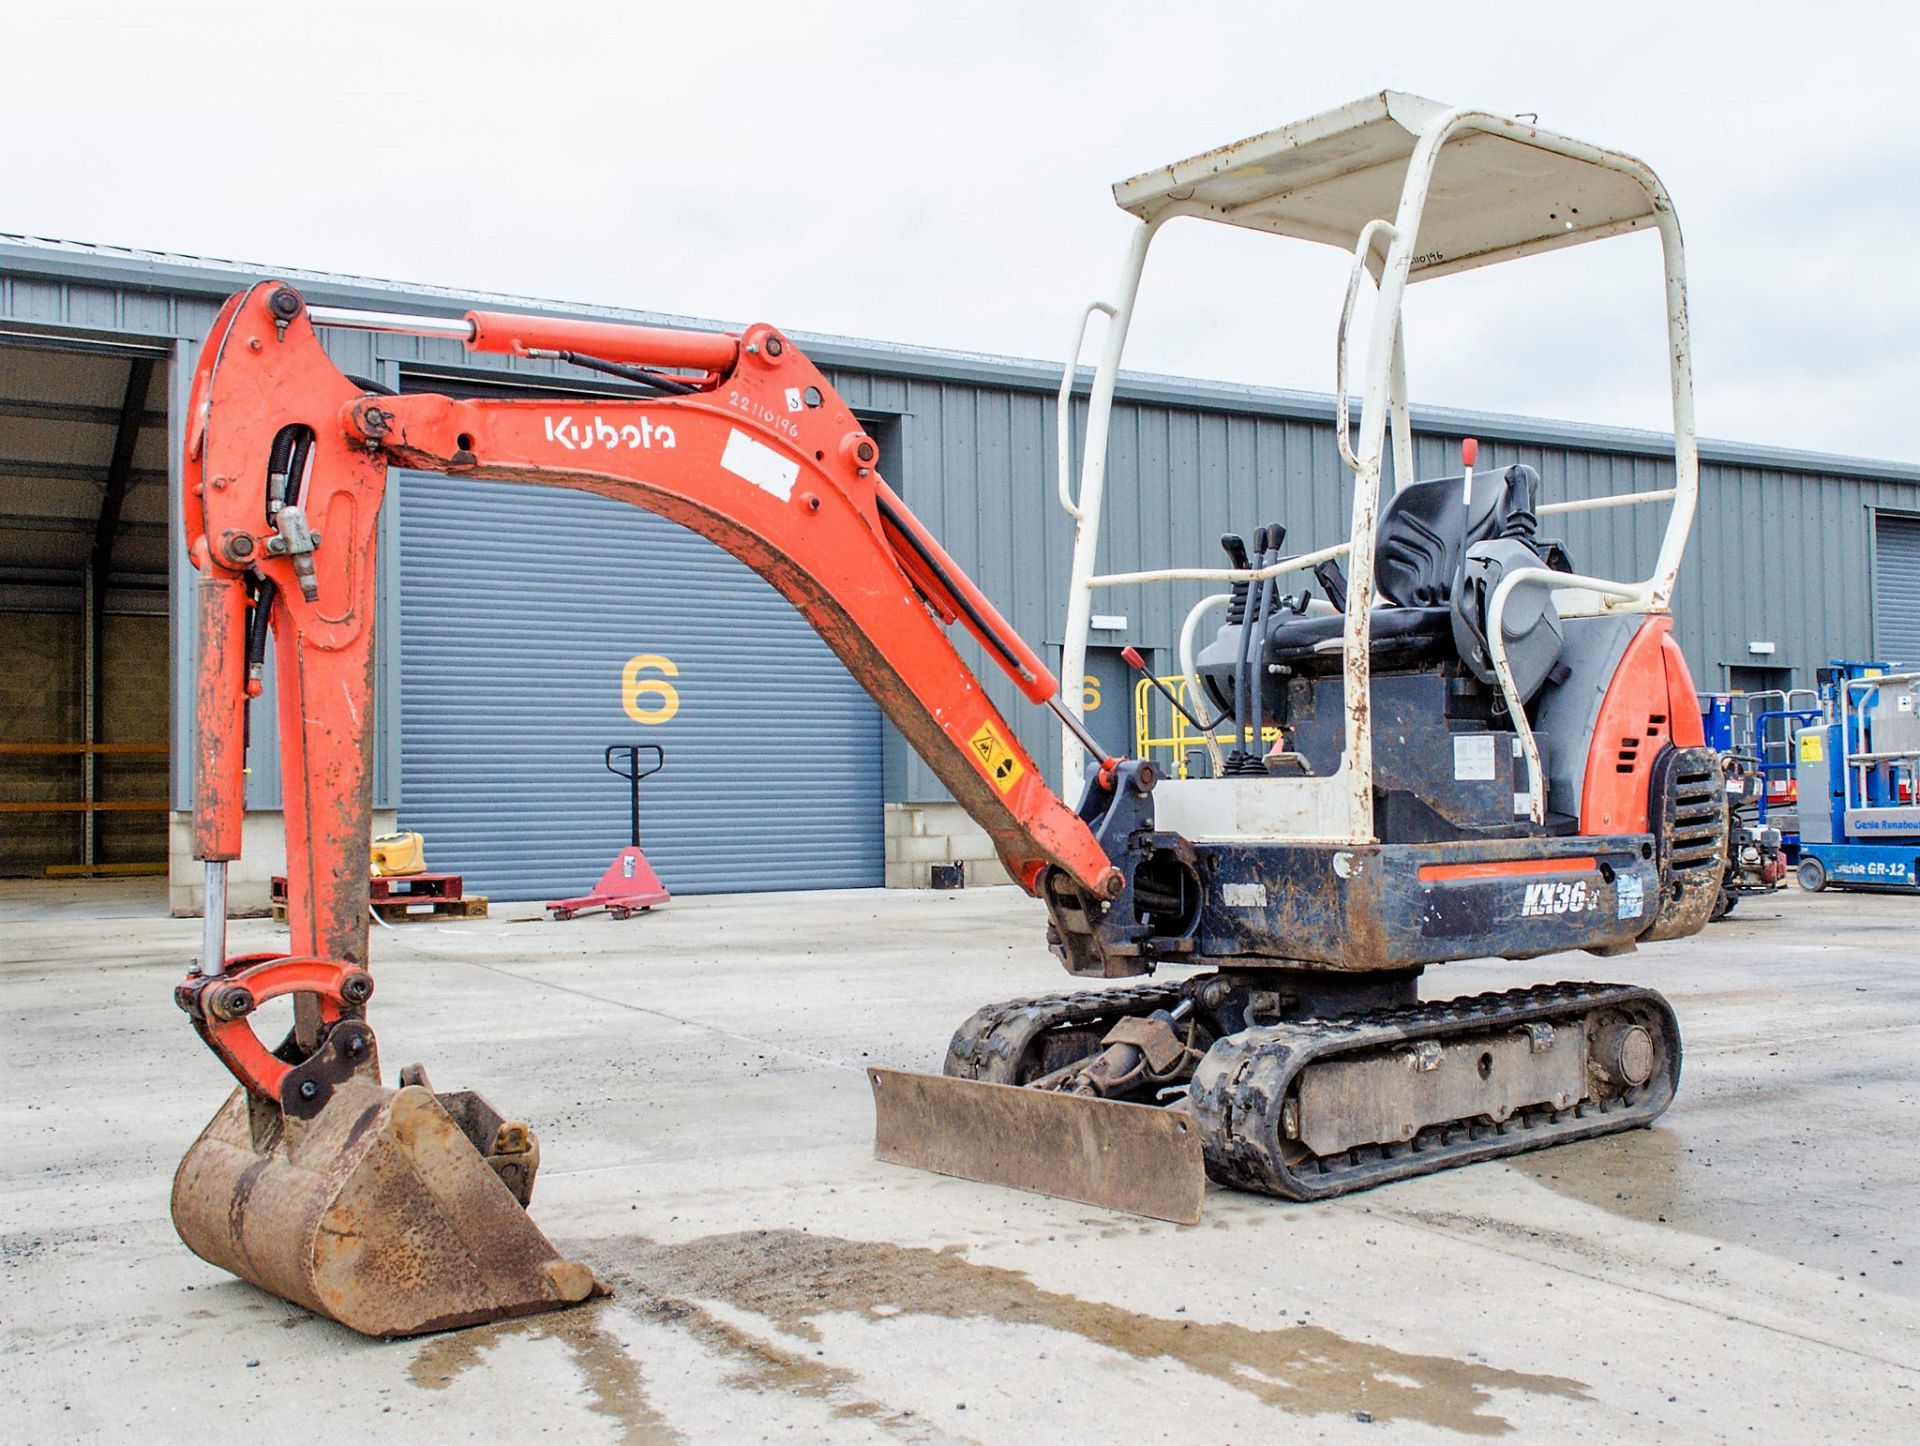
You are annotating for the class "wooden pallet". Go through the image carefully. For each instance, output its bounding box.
[271,873,466,905]
[272,894,489,924]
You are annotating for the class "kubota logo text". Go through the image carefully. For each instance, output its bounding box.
[1520,880,1597,917]
[544,415,677,451]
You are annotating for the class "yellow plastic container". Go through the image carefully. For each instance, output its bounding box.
[370,831,427,876]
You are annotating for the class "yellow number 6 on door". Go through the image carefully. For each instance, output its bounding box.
[622,654,681,724]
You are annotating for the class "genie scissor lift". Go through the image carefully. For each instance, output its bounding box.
[1793,663,1920,893]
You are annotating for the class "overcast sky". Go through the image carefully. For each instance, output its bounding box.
[8,2,1917,460]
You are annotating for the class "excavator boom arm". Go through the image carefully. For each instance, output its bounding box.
[184,284,1116,1045]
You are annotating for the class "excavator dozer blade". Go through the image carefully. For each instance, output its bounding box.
[867,1068,1207,1224]
[171,1078,605,1338]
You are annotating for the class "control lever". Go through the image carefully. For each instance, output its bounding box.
[1231,527,1270,759]
[1220,533,1252,623]
[1226,526,1286,777]
[1248,522,1286,716]
[1121,646,1217,731]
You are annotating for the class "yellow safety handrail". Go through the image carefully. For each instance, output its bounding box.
[1133,675,1280,778]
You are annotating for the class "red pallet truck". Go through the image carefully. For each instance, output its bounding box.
[545,743,670,919]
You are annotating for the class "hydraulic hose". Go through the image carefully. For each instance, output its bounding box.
[876,489,1044,694]
[545,350,701,396]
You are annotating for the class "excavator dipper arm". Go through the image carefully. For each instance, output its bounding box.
[170,283,1124,1335]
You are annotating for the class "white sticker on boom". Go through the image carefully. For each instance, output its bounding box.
[1221,882,1268,908]
[1454,734,1496,781]
[721,428,800,501]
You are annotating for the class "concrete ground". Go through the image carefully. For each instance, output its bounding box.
[2,878,1917,1443]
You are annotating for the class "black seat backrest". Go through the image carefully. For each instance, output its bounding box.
[1374,465,1537,607]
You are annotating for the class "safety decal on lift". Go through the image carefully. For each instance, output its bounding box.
[968,721,1026,794]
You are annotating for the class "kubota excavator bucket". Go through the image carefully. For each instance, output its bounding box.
[867,1068,1207,1224]
[172,1075,604,1337]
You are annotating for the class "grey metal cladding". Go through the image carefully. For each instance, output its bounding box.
[1874,511,1920,665]
[394,473,882,899]
[6,237,1920,820]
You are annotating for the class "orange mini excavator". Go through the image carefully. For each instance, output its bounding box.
[173,94,1722,1335]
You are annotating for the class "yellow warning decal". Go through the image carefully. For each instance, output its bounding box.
[1798,731,1824,763]
[968,721,1027,794]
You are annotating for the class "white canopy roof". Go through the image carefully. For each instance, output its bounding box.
[1111,91,1664,282]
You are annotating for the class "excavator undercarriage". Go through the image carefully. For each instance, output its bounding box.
[878,974,1679,1221]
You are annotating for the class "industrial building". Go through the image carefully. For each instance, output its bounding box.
[3,234,1917,906]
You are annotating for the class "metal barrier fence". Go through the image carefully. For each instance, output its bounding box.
[1132,676,1279,779]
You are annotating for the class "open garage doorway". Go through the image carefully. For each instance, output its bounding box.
[0,336,170,879]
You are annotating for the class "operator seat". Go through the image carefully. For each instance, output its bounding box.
[1264,464,1542,673]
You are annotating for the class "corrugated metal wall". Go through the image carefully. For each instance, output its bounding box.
[1874,511,1920,664]
[828,362,1920,801]
[3,239,1917,826]
[395,474,883,898]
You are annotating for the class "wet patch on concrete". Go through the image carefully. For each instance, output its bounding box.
[409,1307,676,1444]
[577,1228,1587,1435]
[628,1289,907,1430]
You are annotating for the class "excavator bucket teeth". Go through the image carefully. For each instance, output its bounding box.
[867,1068,1207,1224]
[171,1079,605,1338]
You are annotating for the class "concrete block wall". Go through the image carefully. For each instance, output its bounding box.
[0,613,80,874]
[168,808,400,916]
[0,611,169,875]
[883,802,1013,889]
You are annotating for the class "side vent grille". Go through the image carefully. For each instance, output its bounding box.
[1643,743,1727,941]
[1663,754,1724,874]
[1618,712,1670,775]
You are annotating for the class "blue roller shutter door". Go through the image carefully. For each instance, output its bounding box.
[396,473,883,899]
